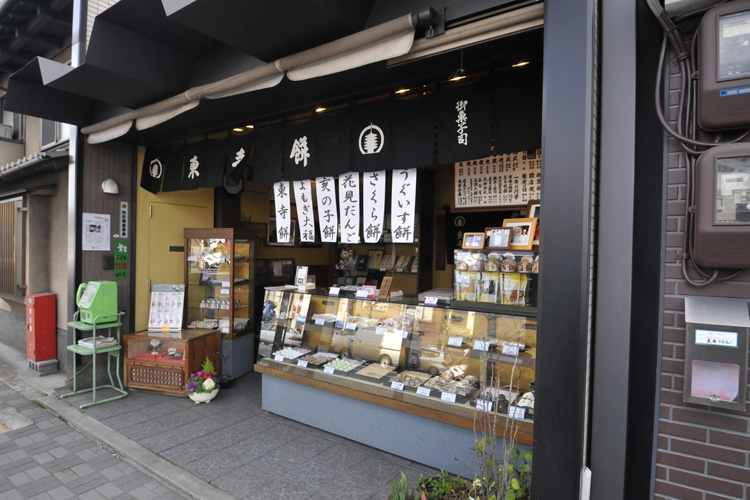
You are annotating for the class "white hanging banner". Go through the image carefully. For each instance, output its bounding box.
[391,168,417,243]
[293,180,315,243]
[273,181,292,243]
[363,170,386,243]
[338,172,360,244]
[315,176,338,243]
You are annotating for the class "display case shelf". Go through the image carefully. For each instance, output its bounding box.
[255,288,536,442]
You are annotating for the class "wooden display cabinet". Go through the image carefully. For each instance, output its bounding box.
[124,329,220,395]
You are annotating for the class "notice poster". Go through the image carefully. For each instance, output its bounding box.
[315,176,338,243]
[391,169,417,243]
[454,149,542,209]
[338,172,360,244]
[82,213,110,251]
[114,240,128,280]
[273,181,292,243]
[362,170,386,243]
[293,180,315,243]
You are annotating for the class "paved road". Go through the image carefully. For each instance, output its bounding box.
[0,379,188,500]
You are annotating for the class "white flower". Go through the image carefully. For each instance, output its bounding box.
[203,378,215,391]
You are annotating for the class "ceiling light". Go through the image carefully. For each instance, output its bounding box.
[245,124,254,129]
[449,49,467,81]
[315,107,326,113]
[395,88,410,94]
[232,127,244,132]
[513,61,530,67]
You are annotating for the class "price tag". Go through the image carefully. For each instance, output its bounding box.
[315,317,326,326]
[391,381,405,391]
[297,360,308,368]
[355,290,369,299]
[476,399,493,413]
[329,287,340,296]
[274,354,284,362]
[402,330,409,339]
[448,336,463,347]
[346,322,357,331]
[502,344,520,356]
[416,386,431,397]
[296,315,306,323]
[323,365,335,375]
[474,340,489,351]
[440,392,457,403]
[424,296,439,306]
[509,406,526,420]
[455,274,471,285]
[220,288,230,295]
[376,327,386,336]
[397,268,404,273]
[380,267,387,272]
[221,281,230,287]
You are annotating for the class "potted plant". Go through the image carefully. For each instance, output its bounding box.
[184,357,219,404]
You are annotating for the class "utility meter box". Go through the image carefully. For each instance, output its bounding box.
[76,281,118,324]
[694,144,750,269]
[684,297,749,411]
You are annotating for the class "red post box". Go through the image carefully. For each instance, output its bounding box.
[26,293,58,374]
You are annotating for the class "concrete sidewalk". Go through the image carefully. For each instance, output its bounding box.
[0,342,438,500]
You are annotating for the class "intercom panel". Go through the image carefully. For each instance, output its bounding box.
[698,0,750,130]
[694,144,750,268]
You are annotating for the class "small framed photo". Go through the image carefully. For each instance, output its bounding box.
[462,232,485,250]
[267,218,296,247]
[484,227,512,250]
[526,200,540,219]
[503,218,538,251]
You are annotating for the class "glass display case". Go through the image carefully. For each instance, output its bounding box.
[124,329,221,395]
[255,288,536,443]
[453,249,538,309]
[184,228,254,337]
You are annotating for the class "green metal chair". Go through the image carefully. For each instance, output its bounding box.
[62,310,128,408]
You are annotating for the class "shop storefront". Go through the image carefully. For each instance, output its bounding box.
[3,0,676,498]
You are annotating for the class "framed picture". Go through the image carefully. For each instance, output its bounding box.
[267,218,296,247]
[526,200,540,219]
[503,218,538,251]
[526,200,540,246]
[367,250,384,269]
[462,232,485,249]
[484,227,512,250]
[356,255,368,271]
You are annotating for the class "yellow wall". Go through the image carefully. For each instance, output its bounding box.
[135,146,215,330]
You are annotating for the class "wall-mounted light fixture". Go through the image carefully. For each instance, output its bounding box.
[101,178,119,194]
[449,50,466,81]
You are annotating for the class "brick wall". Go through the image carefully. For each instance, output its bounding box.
[656,35,750,500]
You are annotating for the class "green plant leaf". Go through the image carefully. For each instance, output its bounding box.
[511,478,520,490]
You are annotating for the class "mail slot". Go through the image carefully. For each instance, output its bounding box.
[683,297,749,411]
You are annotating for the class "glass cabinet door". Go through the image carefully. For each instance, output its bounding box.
[186,236,234,332]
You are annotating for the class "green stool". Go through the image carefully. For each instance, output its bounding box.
[63,311,127,408]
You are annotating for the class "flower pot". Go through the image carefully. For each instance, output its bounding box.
[187,388,219,404]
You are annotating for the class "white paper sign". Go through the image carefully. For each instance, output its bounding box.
[324,365,335,375]
[391,169,417,243]
[346,322,357,331]
[502,344,520,356]
[355,290,369,299]
[402,330,409,339]
[695,329,738,347]
[220,288,229,295]
[476,399,493,413]
[416,386,431,397]
[297,360,308,368]
[363,170,386,243]
[441,392,457,403]
[338,172,360,243]
[315,318,326,326]
[376,327,386,336]
[474,340,489,351]
[391,381,405,391]
[293,180,316,242]
[329,286,340,296]
[509,406,526,420]
[424,296,439,306]
[316,176,338,243]
[454,150,542,208]
[82,213,111,251]
[448,336,463,347]
[273,181,292,243]
[274,354,284,362]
